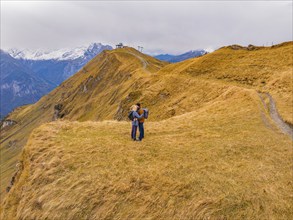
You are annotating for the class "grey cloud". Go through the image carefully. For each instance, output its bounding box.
[1,1,292,54]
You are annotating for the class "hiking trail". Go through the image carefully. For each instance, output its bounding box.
[126,51,150,74]
[258,92,293,140]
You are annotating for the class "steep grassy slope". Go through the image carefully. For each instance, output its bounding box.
[1,87,292,219]
[0,47,166,199]
[1,42,292,214]
[158,42,293,124]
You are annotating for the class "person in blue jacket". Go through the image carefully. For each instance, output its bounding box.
[130,105,144,141]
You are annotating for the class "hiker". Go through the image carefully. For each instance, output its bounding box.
[130,105,144,141]
[136,103,145,141]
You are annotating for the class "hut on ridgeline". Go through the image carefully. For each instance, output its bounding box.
[116,43,124,48]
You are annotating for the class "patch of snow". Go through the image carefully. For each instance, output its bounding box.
[1,83,10,89]
[204,47,214,53]
[7,43,111,61]
[12,81,21,95]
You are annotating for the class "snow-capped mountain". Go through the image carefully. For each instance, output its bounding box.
[0,50,54,119]
[1,43,112,119]
[8,43,112,61]
[6,43,113,86]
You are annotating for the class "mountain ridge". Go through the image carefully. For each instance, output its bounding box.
[0,43,112,119]
[154,49,209,63]
[1,42,292,219]
[0,50,54,119]
[7,43,112,61]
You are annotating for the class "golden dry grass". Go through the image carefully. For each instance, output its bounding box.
[159,42,293,122]
[1,87,292,219]
[1,42,292,218]
[0,47,165,198]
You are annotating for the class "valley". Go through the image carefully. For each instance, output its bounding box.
[0,43,112,119]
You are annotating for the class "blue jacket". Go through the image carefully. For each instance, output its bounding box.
[132,111,143,126]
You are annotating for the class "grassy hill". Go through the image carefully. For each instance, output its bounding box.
[0,47,166,199]
[1,42,292,219]
[1,88,292,219]
[158,42,293,124]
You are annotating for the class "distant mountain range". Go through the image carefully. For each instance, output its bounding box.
[8,43,112,61]
[1,44,208,119]
[0,43,112,118]
[7,43,112,85]
[154,50,209,63]
[0,50,53,119]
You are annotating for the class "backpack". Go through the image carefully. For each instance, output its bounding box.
[128,110,134,121]
[143,108,149,119]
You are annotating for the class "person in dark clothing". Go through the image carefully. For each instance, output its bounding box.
[130,105,144,141]
[136,103,145,141]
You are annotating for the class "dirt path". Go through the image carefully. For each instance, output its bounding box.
[126,52,150,74]
[258,92,293,140]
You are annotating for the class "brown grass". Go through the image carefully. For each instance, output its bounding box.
[1,42,292,219]
[1,87,292,219]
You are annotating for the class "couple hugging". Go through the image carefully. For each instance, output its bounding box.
[129,103,148,141]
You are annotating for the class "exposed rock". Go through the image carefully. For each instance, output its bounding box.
[115,102,125,121]
[6,170,18,192]
[1,119,17,129]
[7,140,17,149]
[95,76,102,82]
[114,91,142,120]
[247,44,259,51]
[83,84,88,93]
[81,76,94,93]
[53,104,64,121]
[82,68,88,73]
[229,45,245,50]
[228,44,260,51]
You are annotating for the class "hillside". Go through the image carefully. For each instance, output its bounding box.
[1,87,292,219]
[157,42,293,124]
[0,47,167,199]
[1,43,112,120]
[1,42,292,218]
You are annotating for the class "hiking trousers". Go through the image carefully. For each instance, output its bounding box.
[131,125,138,140]
[139,122,144,140]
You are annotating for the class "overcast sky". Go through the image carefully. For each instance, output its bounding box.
[1,0,292,54]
